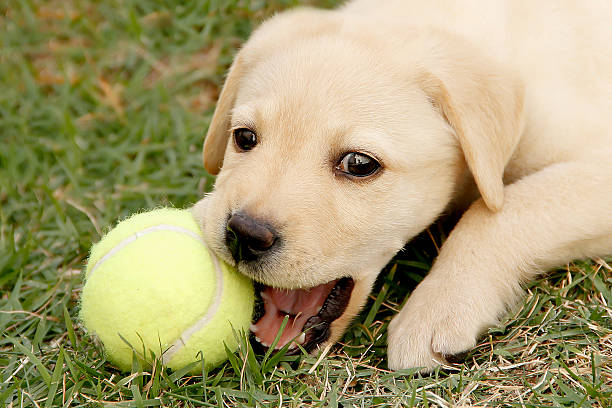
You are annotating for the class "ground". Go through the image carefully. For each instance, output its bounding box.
[1,1,610,407]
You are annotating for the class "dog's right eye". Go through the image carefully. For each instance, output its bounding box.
[233,128,257,151]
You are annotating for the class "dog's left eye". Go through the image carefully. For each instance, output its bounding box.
[336,152,380,177]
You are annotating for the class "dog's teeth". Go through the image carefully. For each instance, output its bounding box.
[250,324,258,332]
[297,332,306,344]
[254,335,272,348]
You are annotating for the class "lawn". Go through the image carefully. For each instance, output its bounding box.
[1,1,610,406]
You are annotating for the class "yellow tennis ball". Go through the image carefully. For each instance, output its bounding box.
[79,208,253,372]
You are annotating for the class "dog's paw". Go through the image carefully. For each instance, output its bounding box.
[387,276,499,372]
[387,310,477,372]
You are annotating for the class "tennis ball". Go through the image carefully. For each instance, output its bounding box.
[79,208,254,372]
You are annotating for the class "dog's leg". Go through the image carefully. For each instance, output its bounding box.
[387,160,612,371]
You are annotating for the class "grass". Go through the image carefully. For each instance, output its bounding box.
[1,0,610,406]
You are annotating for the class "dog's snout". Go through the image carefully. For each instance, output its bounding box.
[226,213,277,262]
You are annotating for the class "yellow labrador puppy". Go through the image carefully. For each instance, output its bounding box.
[191,0,612,371]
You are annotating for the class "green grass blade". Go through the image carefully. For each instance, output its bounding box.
[44,349,64,408]
[364,264,396,327]
[261,314,289,367]
[63,305,77,348]
[8,337,51,386]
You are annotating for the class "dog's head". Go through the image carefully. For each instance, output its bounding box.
[193,8,524,352]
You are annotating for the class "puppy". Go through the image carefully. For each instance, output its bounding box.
[191,0,612,371]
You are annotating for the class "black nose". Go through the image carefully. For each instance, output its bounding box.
[226,213,277,262]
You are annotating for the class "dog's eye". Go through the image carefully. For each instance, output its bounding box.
[233,128,257,151]
[337,152,380,177]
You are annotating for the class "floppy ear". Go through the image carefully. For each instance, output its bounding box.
[419,52,525,212]
[203,54,245,175]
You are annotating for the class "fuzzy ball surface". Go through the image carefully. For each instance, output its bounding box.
[80,208,254,372]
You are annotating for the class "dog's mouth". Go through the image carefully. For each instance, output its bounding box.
[250,277,354,354]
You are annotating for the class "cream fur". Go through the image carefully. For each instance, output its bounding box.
[194,0,612,371]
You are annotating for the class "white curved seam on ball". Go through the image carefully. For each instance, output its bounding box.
[89,224,204,277]
[162,245,224,364]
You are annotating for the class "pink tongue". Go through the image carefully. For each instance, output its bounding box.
[251,281,337,349]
